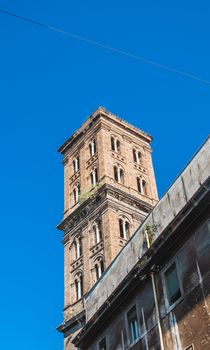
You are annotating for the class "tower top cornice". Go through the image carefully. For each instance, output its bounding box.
[58,107,152,155]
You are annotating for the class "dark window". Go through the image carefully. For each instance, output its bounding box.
[114,165,118,181]
[137,151,141,162]
[79,237,82,257]
[75,274,83,300]
[98,337,107,350]
[111,137,120,152]
[116,139,120,152]
[73,184,80,204]
[137,177,141,192]
[127,306,140,344]
[100,260,104,274]
[93,139,97,154]
[95,259,104,280]
[164,262,181,306]
[91,168,98,186]
[119,218,129,239]
[111,137,115,151]
[133,149,137,162]
[142,179,147,195]
[119,168,124,184]
[119,218,124,238]
[95,168,98,183]
[89,143,92,157]
[89,139,97,157]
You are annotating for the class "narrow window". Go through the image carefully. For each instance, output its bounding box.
[142,180,147,195]
[93,139,97,154]
[89,139,97,157]
[111,136,115,151]
[75,274,83,300]
[137,178,147,195]
[95,259,104,280]
[119,168,124,184]
[73,156,80,173]
[127,306,140,344]
[100,260,104,274]
[93,221,102,244]
[164,262,181,306]
[114,165,124,184]
[73,184,80,204]
[95,264,99,280]
[119,218,124,238]
[133,149,137,163]
[98,337,107,350]
[91,168,98,186]
[133,149,141,164]
[114,165,118,181]
[116,139,120,152]
[137,177,141,193]
[75,237,82,259]
[137,151,141,163]
[119,218,129,239]
[111,137,120,152]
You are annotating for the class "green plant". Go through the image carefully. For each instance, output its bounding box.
[78,184,101,204]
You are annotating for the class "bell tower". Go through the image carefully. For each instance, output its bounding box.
[57,107,158,349]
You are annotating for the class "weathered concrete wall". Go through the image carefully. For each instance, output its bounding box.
[85,137,210,321]
[83,218,210,350]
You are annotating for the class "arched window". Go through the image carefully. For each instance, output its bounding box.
[137,177,147,195]
[89,139,97,157]
[73,183,80,204]
[133,149,142,164]
[93,221,102,244]
[73,156,80,173]
[111,136,120,153]
[90,168,98,186]
[74,237,82,260]
[95,258,105,280]
[119,217,130,240]
[74,273,83,300]
[114,165,124,184]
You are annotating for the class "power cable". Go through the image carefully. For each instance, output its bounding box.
[0,8,210,85]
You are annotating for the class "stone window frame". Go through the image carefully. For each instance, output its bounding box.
[137,176,147,196]
[72,155,80,173]
[133,147,143,164]
[118,215,131,240]
[110,135,121,153]
[73,270,83,301]
[92,219,103,245]
[94,255,105,281]
[72,235,83,261]
[90,166,99,187]
[89,138,97,157]
[114,163,125,184]
[73,182,81,204]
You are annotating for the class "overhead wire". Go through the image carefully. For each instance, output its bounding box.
[0,8,210,85]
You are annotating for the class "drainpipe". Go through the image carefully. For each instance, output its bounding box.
[145,229,165,350]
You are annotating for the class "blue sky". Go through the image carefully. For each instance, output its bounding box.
[0,1,209,349]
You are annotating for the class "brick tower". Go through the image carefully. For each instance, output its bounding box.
[57,107,158,349]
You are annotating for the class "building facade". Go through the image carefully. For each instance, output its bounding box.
[73,137,210,350]
[57,107,158,349]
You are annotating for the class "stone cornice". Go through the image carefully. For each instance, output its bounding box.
[57,184,153,237]
[58,107,152,155]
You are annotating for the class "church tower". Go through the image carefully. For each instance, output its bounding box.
[57,107,158,349]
